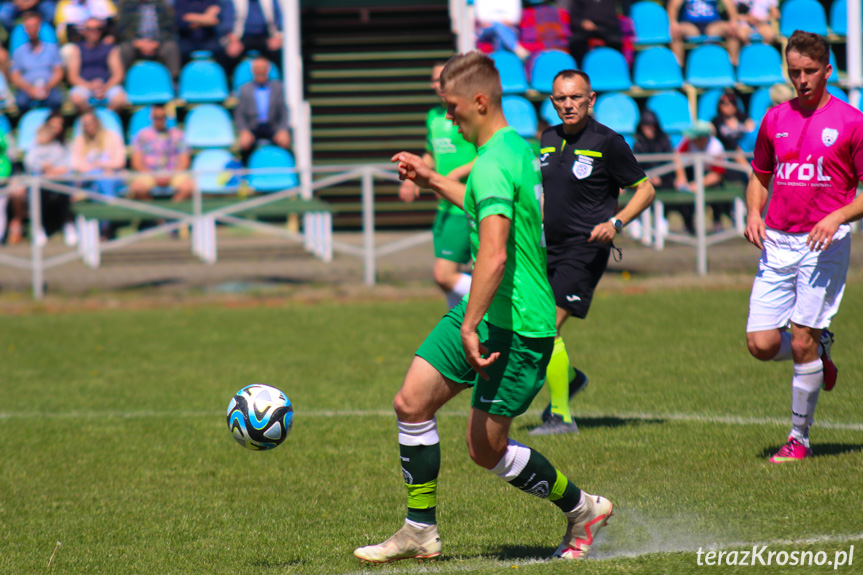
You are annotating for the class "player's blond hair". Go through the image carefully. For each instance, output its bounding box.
[786,30,830,66]
[439,51,502,105]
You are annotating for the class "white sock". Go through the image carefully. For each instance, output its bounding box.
[445,273,472,309]
[791,359,822,442]
[772,330,793,362]
[405,518,433,529]
[490,439,531,482]
[397,418,439,446]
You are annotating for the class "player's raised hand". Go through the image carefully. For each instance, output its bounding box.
[744,213,767,250]
[460,329,500,381]
[806,214,842,251]
[398,179,420,203]
[392,152,433,189]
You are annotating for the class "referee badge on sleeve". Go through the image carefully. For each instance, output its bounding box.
[573,155,593,179]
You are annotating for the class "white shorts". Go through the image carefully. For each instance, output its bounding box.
[747,226,850,332]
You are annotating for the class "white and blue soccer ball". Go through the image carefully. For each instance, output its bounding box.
[227,384,294,451]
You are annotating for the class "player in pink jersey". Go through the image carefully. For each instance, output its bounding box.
[744,31,863,463]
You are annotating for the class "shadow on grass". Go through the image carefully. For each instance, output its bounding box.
[516,415,666,433]
[758,442,863,459]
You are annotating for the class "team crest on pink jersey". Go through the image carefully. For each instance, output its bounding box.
[822,128,838,147]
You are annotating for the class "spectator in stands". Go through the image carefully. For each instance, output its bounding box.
[668,0,740,65]
[0,0,56,32]
[115,0,181,79]
[10,11,64,111]
[568,0,627,65]
[735,0,778,46]
[70,109,126,200]
[129,104,195,202]
[174,0,223,64]
[67,18,127,112]
[673,120,727,233]
[710,89,754,181]
[518,0,570,63]
[29,123,77,244]
[234,55,289,164]
[222,0,283,65]
[54,0,116,45]
[474,0,529,60]
[633,110,674,189]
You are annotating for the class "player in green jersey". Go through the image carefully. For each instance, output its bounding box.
[400,63,476,308]
[353,51,613,565]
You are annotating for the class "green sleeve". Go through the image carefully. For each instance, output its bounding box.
[472,158,514,222]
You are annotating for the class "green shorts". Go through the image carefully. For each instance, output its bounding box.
[416,300,554,418]
[432,207,472,264]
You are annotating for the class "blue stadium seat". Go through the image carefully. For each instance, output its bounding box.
[827,84,849,103]
[72,108,125,143]
[16,108,51,152]
[192,149,241,194]
[737,44,785,87]
[780,0,828,37]
[248,145,299,192]
[539,99,562,126]
[738,129,758,153]
[184,104,235,148]
[594,92,639,135]
[748,87,772,126]
[179,55,229,104]
[685,44,735,88]
[9,22,56,53]
[633,47,683,90]
[831,0,847,35]
[127,106,178,141]
[582,47,631,92]
[631,1,672,45]
[501,95,538,138]
[490,51,528,94]
[232,57,280,93]
[646,91,692,140]
[0,114,11,136]
[529,50,577,93]
[125,61,175,105]
[829,48,840,84]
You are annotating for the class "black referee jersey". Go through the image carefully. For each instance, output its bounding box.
[540,117,647,247]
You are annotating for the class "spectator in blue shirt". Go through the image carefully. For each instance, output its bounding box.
[0,0,56,32]
[221,0,282,65]
[174,0,223,64]
[234,55,289,163]
[668,0,740,65]
[10,11,64,111]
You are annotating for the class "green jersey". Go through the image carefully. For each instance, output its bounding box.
[463,126,556,338]
[426,106,477,214]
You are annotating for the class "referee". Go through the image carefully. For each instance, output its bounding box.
[530,69,656,435]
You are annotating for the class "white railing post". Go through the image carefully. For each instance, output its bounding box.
[28,178,44,299]
[362,168,376,286]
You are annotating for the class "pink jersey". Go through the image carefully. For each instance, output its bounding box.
[752,96,863,233]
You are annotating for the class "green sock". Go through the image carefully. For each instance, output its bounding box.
[547,337,575,423]
[509,447,582,512]
[401,443,440,524]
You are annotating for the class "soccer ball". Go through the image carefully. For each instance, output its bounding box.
[226,384,294,451]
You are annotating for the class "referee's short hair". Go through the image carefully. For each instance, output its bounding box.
[786,30,830,66]
[440,51,502,105]
[552,69,592,91]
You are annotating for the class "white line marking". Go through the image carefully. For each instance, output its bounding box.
[342,533,863,574]
[3,409,862,431]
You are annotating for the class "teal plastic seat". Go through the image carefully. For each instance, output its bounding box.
[490,51,528,94]
[9,22,56,53]
[501,95,538,138]
[248,145,299,192]
[73,108,124,143]
[125,61,175,105]
[646,91,692,140]
[539,99,562,126]
[686,44,735,89]
[634,47,683,90]
[179,57,229,104]
[631,1,672,45]
[748,87,772,126]
[737,44,785,87]
[192,149,241,194]
[780,0,828,36]
[594,92,639,135]
[529,50,577,93]
[16,108,51,152]
[184,104,235,149]
[582,47,631,92]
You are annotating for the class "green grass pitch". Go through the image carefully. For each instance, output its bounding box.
[1,285,862,574]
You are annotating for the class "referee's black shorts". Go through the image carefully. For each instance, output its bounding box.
[546,240,611,319]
